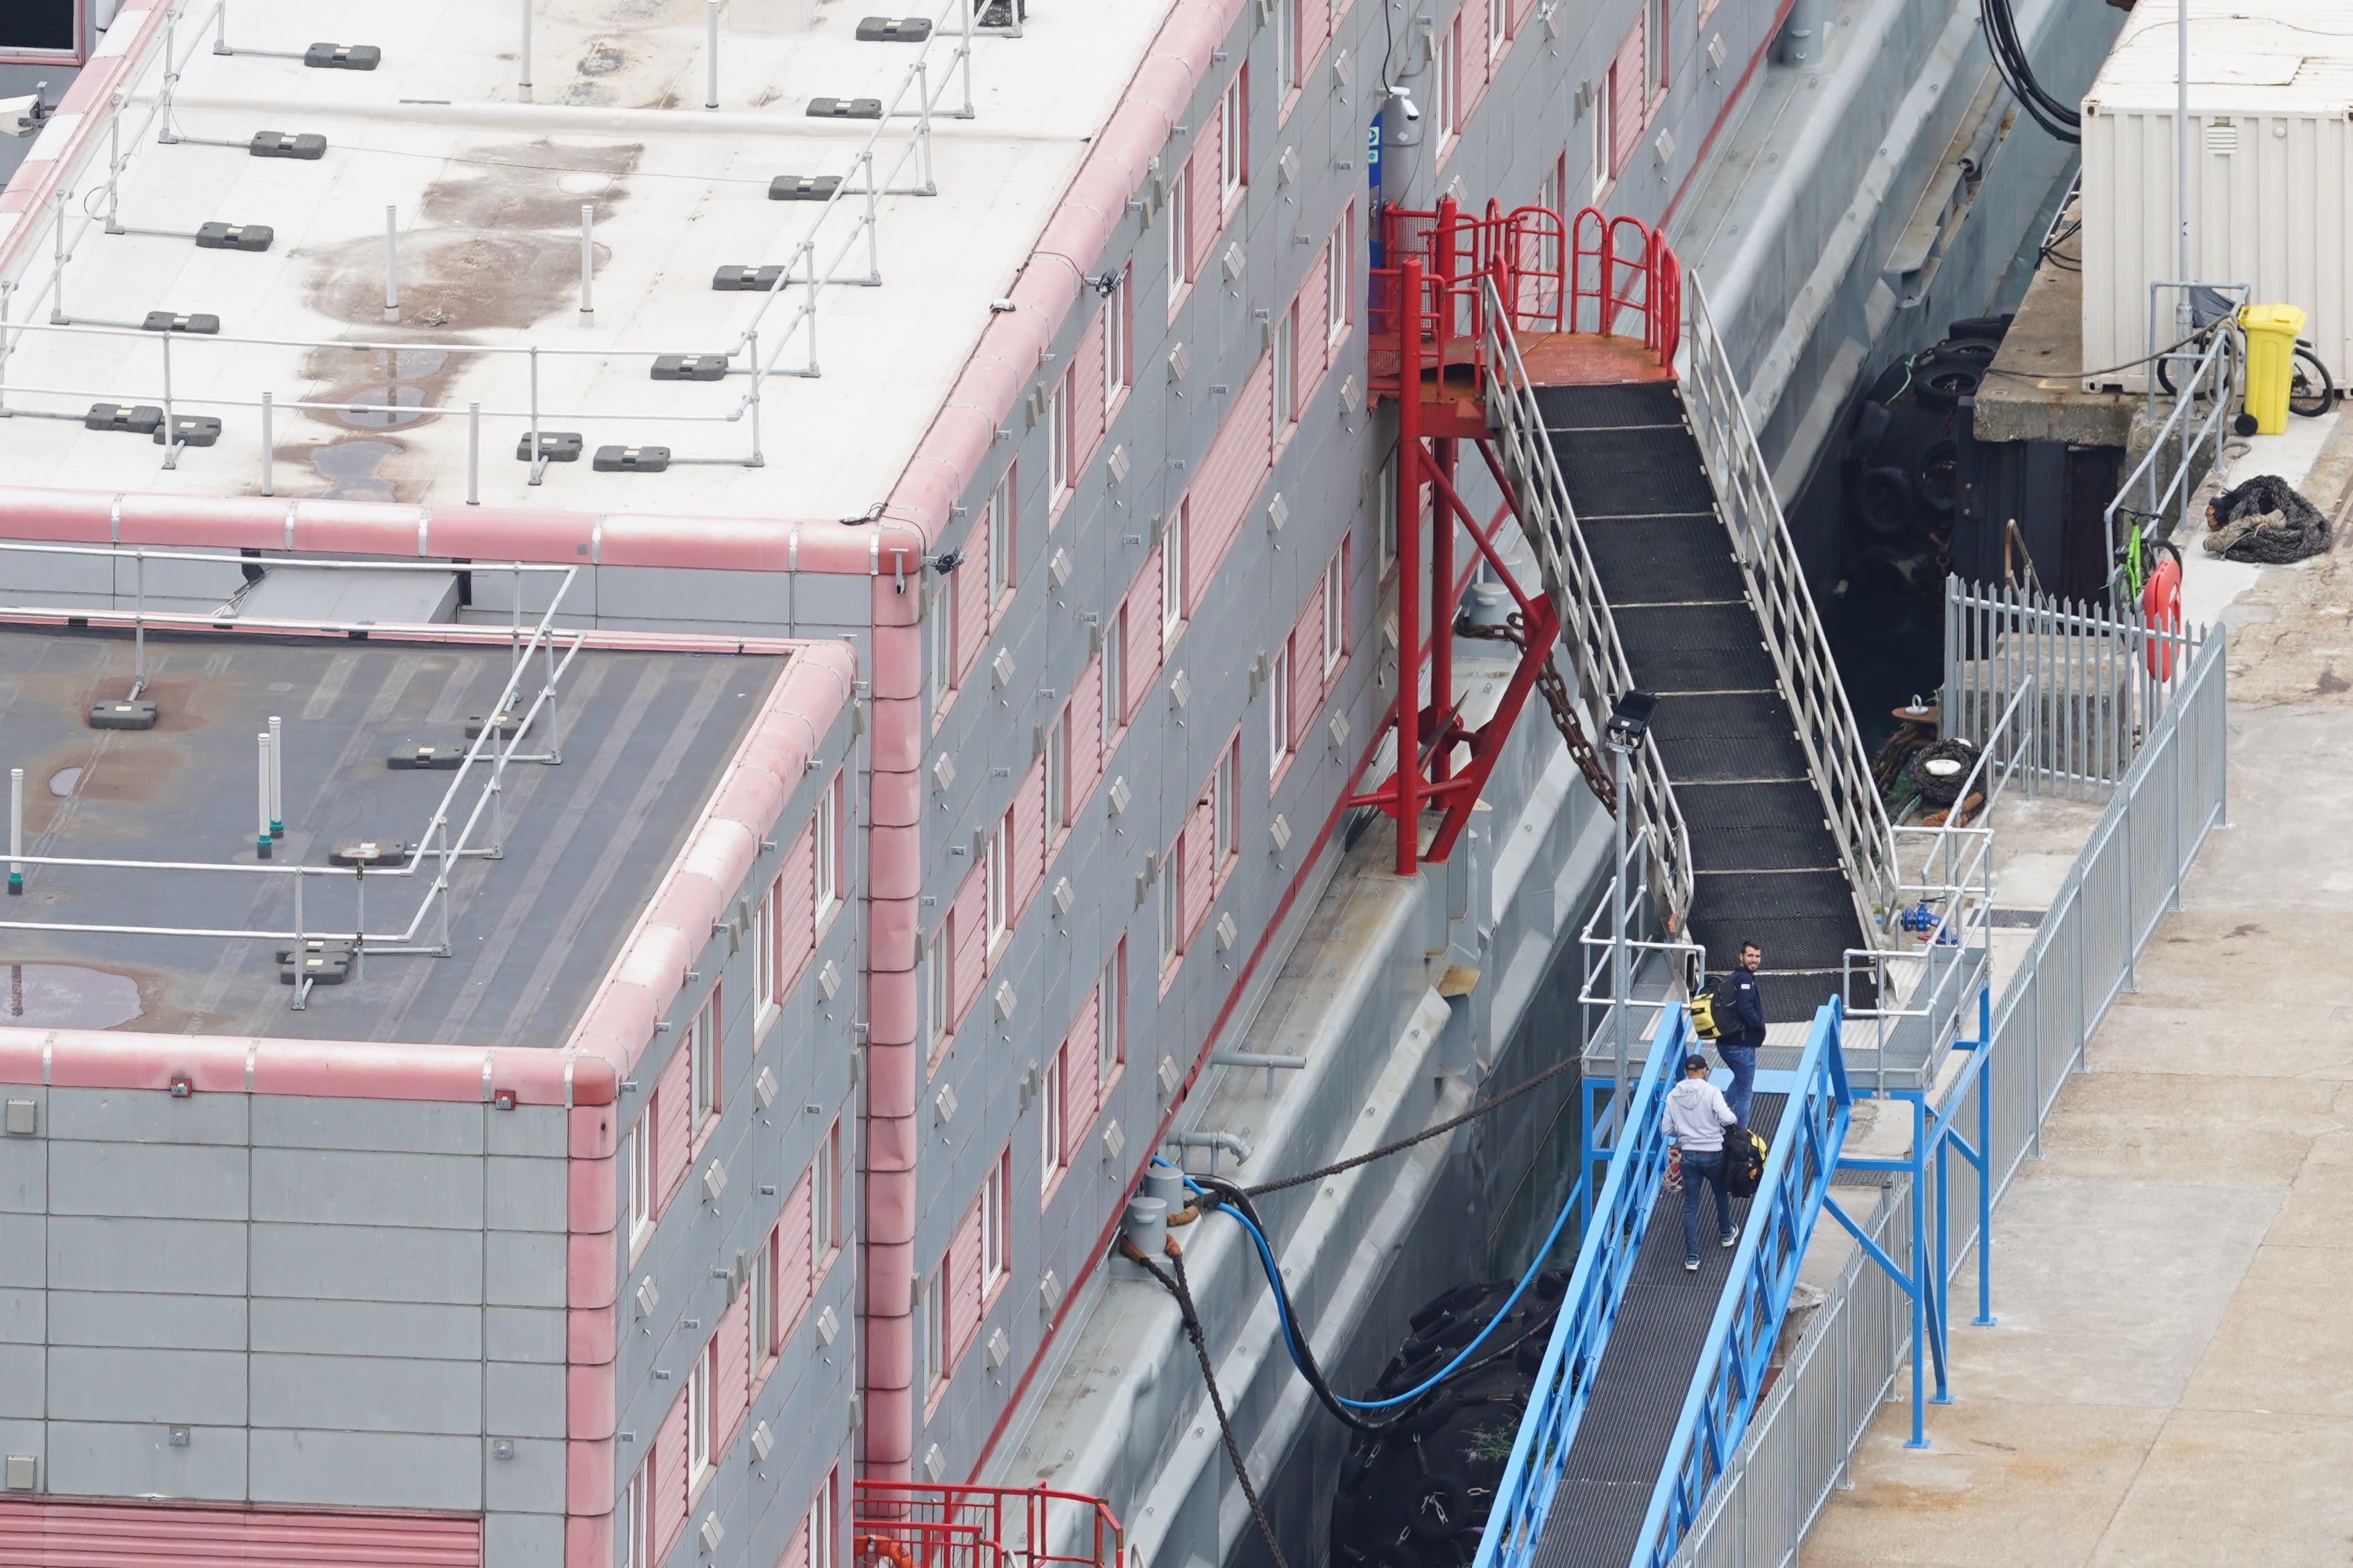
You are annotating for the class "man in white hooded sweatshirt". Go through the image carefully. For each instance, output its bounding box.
[1663,1051,1739,1270]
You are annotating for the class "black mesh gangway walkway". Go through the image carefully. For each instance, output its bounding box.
[1529,1094,1788,1568]
[1536,381,1869,1024]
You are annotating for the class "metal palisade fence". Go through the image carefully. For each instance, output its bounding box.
[1668,627,2228,1567]
[1943,577,2206,798]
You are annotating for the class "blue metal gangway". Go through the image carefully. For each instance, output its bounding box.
[1475,1000,1853,1568]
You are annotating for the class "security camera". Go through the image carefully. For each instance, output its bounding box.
[1,88,53,139]
[1394,91,1421,123]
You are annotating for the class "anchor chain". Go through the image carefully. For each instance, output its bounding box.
[1457,612,1618,814]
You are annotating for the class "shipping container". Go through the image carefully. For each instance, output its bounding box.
[2079,0,2353,392]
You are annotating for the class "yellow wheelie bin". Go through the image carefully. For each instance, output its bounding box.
[2239,303,2305,435]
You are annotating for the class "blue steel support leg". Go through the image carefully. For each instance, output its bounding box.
[1907,1095,1929,1448]
[1976,985,1996,1327]
[1932,1135,1953,1405]
[1580,1077,1598,1237]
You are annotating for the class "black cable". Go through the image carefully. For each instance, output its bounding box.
[1240,1050,1581,1198]
[1189,1176,1559,1434]
[1983,328,2208,381]
[1990,0,2077,128]
[1978,0,2080,144]
[1188,1177,1407,1434]
[1129,1241,1294,1568]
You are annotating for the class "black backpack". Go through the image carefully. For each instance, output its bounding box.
[1720,1126,1766,1198]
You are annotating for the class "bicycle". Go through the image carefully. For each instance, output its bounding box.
[2155,285,2336,417]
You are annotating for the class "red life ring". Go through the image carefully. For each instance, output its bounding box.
[2141,553,2182,679]
[857,1535,916,1568]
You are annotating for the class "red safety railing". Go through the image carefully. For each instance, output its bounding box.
[1373,200,1680,397]
[854,1483,1122,1568]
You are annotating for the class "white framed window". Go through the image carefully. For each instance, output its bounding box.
[814,777,841,924]
[1326,212,1351,342]
[1491,0,1507,56]
[1436,21,1459,145]
[1378,451,1398,574]
[626,1124,653,1254]
[1273,305,1297,433]
[981,1149,1009,1294]
[1278,0,1300,91]
[1045,713,1069,834]
[688,990,720,1139]
[1226,71,1250,183]
[1041,1042,1067,1189]
[989,467,1015,598]
[1269,646,1291,776]
[925,929,948,1052]
[986,822,1009,949]
[1161,508,1186,641]
[1646,0,1668,93]
[1166,164,1190,301]
[807,1470,839,1568]
[687,1345,713,1484]
[1098,942,1125,1084]
[1103,606,1126,744]
[922,1268,946,1392]
[751,1237,775,1366]
[1323,548,1346,676]
[1158,849,1180,972]
[1047,381,1070,505]
[1592,70,1612,198]
[813,1121,839,1264]
[750,884,775,1026]
[621,1466,649,1568]
[1215,739,1240,861]
[929,583,955,710]
[1104,269,1130,411]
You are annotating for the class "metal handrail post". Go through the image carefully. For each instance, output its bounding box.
[746,330,764,467]
[131,551,148,699]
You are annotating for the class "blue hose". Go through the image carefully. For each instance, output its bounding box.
[1173,1162,1584,1411]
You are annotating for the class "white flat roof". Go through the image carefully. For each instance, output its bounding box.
[2089,0,2353,114]
[0,0,1172,518]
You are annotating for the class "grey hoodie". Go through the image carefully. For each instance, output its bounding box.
[1662,1078,1735,1151]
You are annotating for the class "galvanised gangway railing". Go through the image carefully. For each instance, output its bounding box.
[1474,1007,1691,1568]
[1627,1000,1854,1567]
[1682,279,1899,939]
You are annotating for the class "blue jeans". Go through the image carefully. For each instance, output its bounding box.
[1718,1042,1757,1125]
[1679,1147,1734,1261]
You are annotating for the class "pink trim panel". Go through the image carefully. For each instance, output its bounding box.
[0,485,926,578]
[0,1497,481,1566]
[859,0,1246,1485]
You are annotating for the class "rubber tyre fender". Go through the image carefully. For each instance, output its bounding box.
[1856,466,1915,541]
[1947,313,2013,343]
[1916,440,1960,514]
[1915,364,1983,413]
[1407,1474,1473,1542]
[1847,400,1893,465]
[1928,338,2000,370]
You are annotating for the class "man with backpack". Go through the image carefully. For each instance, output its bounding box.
[1715,940,1767,1123]
[1663,1052,1741,1270]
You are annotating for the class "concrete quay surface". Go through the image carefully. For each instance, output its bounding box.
[1802,424,2353,1565]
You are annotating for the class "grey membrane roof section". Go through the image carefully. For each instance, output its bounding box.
[0,626,781,1047]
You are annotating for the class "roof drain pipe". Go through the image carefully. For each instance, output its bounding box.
[1168,1129,1253,1171]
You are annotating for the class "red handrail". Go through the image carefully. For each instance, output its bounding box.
[853,1482,1122,1568]
[1375,200,1679,382]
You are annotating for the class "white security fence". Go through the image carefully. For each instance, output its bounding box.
[1943,577,2207,798]
[1670,627,2228,1567]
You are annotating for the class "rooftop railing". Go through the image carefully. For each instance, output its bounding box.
[0,541,582,1009]
[0,0,984,489]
